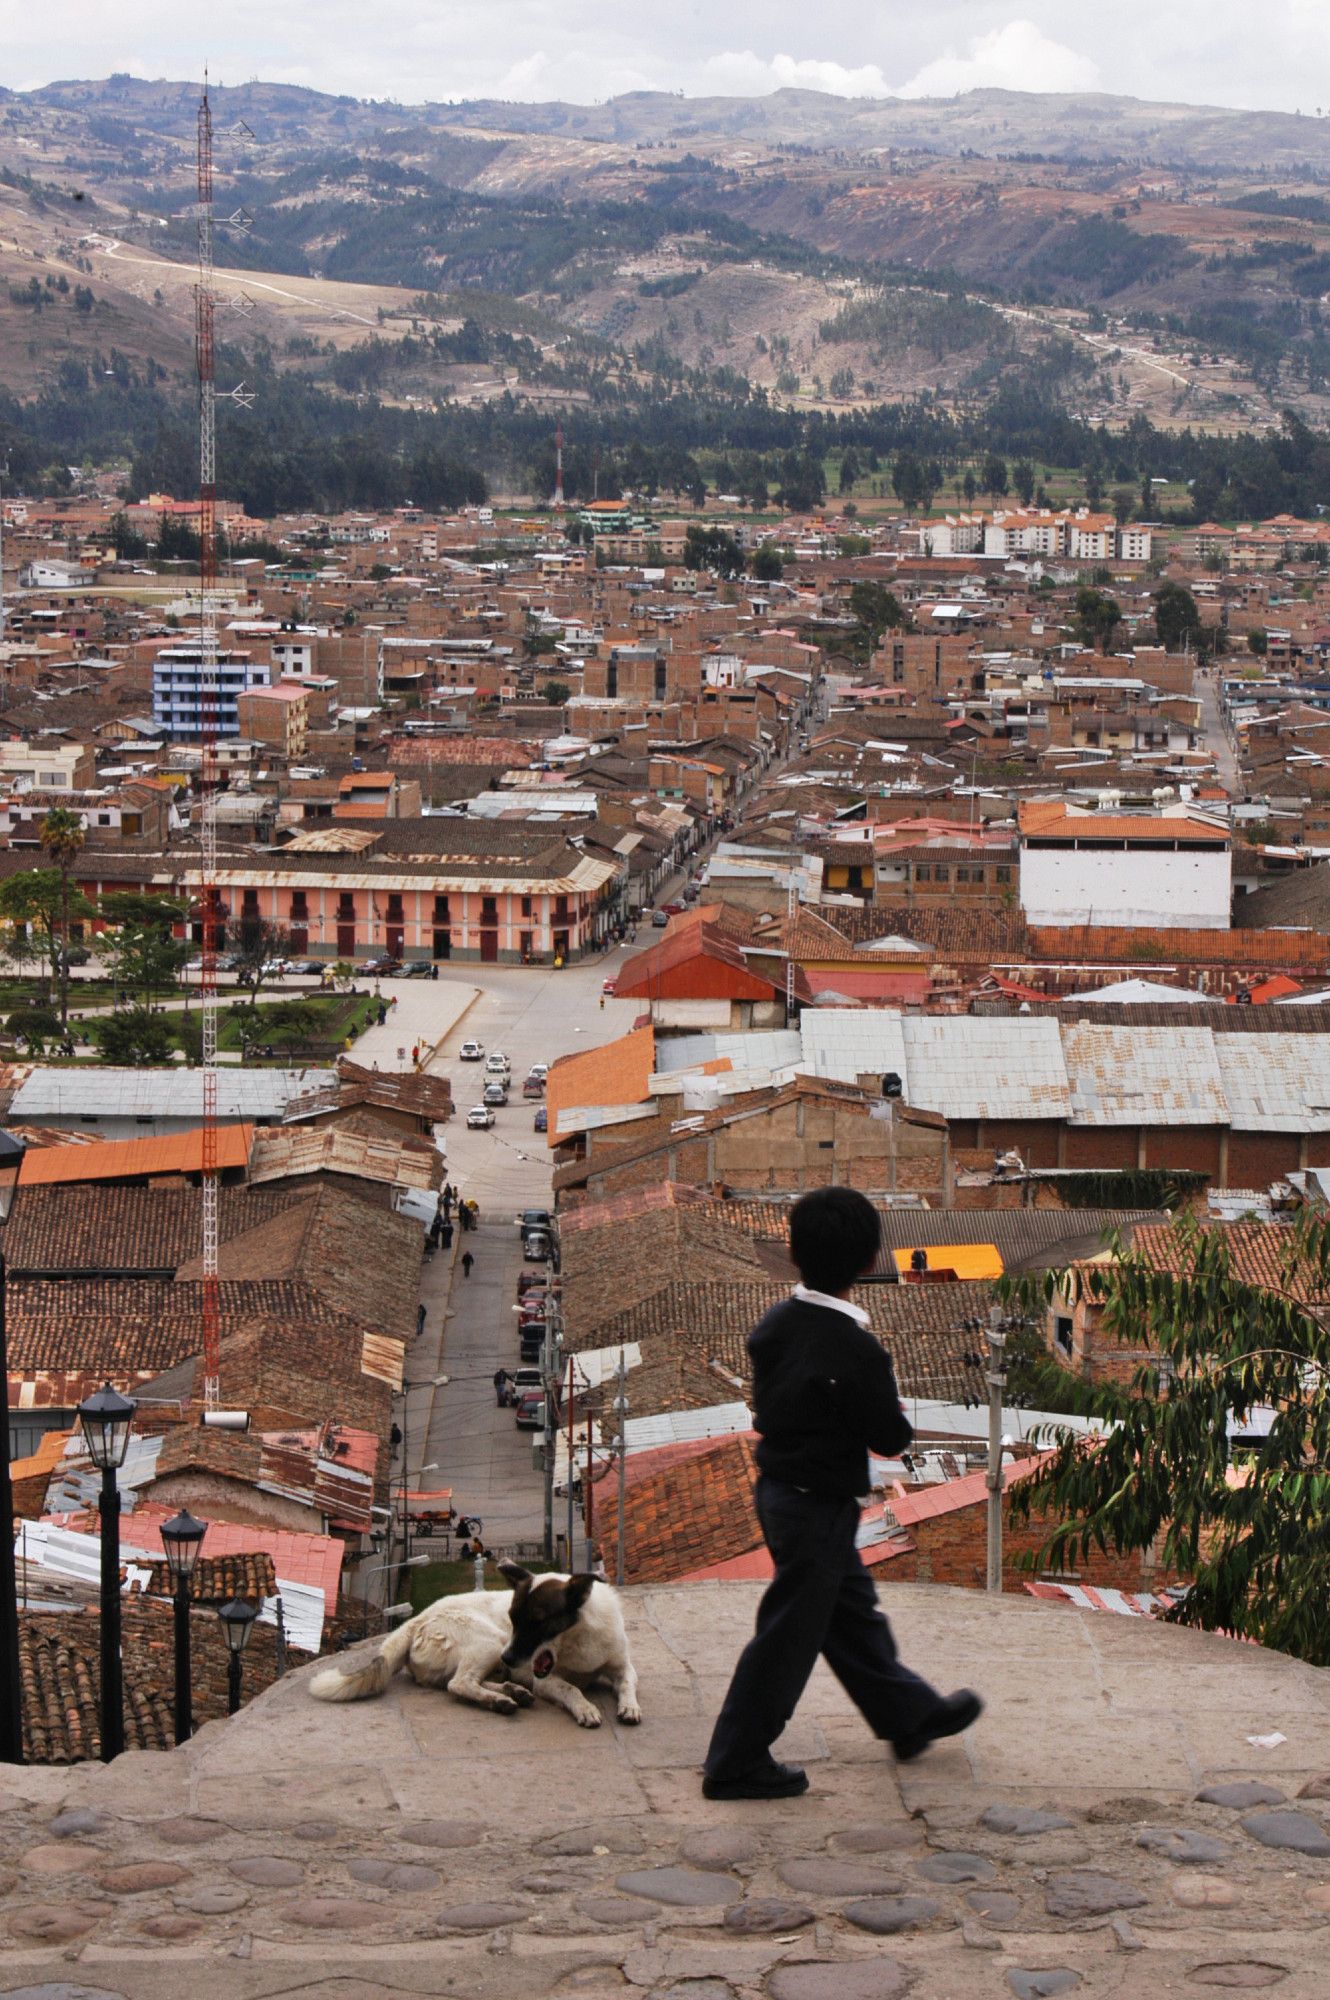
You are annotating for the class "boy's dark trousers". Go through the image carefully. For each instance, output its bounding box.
[704,1474,941,1781]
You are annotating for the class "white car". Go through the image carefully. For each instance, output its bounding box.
[459,1040,485,1061]
[466,1104,495,1129]
[485,1051,511,1075]
[527,1062,549,1082]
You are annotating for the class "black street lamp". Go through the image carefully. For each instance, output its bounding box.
[217,1597,258,1715]
[77,1383,137,1763]
[0,1252,23,1765]
[160,1507,207,1746]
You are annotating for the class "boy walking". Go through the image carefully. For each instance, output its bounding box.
[702,1186,982,1801]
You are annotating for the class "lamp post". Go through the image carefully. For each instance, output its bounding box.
[0,1252,24,1764]
[217,1597,259,1715]
[77,1383,137,1762]
[160,1507,207,1746]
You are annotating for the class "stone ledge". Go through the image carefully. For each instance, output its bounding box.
[0,1582,1327,1997]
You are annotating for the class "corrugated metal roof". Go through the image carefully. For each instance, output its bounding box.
[622,1401,751,1454]
[11,1068,326,1121]
[1064,1022,1228,1126]
[903,1016,1070,1121]
[654,1030,804,1075]
[799,1010,910,1088]
[1214,1032,1330,1132]
[19,1124,253,1185]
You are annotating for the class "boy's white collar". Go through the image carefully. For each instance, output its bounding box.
[792,1282,871,1329]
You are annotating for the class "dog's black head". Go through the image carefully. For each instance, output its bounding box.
[499,1561,595,1677]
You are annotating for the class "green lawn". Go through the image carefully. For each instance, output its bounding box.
[407,1556,557,1613]
[215,990,376,1055]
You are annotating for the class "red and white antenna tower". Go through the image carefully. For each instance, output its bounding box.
[552,424,565,510]
[196,78,221,1411]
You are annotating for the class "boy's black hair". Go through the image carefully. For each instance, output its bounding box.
[788,1186,882,1295]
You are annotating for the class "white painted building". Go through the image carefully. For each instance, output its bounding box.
[1017,801,1232,931]
[151,644,271,742]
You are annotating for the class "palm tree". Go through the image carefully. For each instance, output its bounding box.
[38,805,85,1028]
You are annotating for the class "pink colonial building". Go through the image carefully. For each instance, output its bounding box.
[180,817,624,966]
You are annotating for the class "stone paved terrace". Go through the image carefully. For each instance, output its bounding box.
[1,1583,1329,1998]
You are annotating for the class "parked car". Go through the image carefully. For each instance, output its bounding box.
[514,1388,545,1430]
[466,1105,495,1129]
[512,1366,542,1393]
[290,958,323,976]
[517,1209,552,1234]
[522,1075,544,1099]
[523,1229,552,1263]
[533,1106,548,1132]
[651,910,669,928]
[484,1051,511,1076]
[459,1040,485,1061]
[404,961,434,978]
[527,1062,549,1082]
[482,1081,508,1107]
[661,900,685,916]
[364,954,402,975]
[57,944,91,967]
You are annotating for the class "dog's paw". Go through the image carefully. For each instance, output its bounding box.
[573,1704,603,1729]
[616,1699,642,1725]
[502,1681,535,1707]
[493,1694,519,1715]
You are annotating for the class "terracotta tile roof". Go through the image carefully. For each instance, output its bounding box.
[1127,1220,1306,1297]
[613,922,779,1004]
[248,1122,442,1195]
[1018,803,1226,845]
[140,1550,277,1603]
[545,1024,656,1145]
[18,1123,254,1186]
[4,1185,305,1276]
[560,1198,779,1350]
[620,1434,761,1584]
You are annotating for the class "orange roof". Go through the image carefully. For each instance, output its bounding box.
[1018,802,1226,845]
[8,1427,73,1485]
[544,1025,656,1146]
[19,1123,253,1187]
[891,1244,1003,1281]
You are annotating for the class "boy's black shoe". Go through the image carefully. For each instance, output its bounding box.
[892,1689,984,1764]
[702,1759,809,1801]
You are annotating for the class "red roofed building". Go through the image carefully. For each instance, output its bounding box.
[613,914,793,1028]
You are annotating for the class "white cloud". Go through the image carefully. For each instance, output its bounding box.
[897,18,1100,99]
[702,50,894,99]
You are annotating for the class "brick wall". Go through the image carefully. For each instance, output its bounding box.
[884,1499,1167,1593]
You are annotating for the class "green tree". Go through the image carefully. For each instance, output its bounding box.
[5,1006,60,1056]
[97,891,189,1009]
[1153,581,1203,653]
[97,1006,176,1065]
[750,543,785,582]
[683,525,745,578]
[1248,627,1269,656]
[226,914,291,1011]
[0,868,92,1017]
[1007,1215,1330,1666]
[1074,585,1122,653]
[849,581,909,654]
[1013,458,1037,506]
[38,806,86,1028]
[1111,485,1137,527]
[981,453,1009,498]
[541,679,571,706]
[891,450,935,514]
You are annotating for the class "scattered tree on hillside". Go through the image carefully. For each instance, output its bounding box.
[1074,585,1122,653]
[1153,581,1203,653]
[39,806,86,1028]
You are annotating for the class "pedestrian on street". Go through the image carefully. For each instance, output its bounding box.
[377,1002,387,1026]
[441,1187,453,1223]
[440,1220,454,1250]
[701,1186,983,1802]
[416,1302,427,1337]
[493,1367,510,1406]
[462,1250,474,1278]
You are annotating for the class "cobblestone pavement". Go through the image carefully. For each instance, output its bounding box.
[0,1584,1327,1997]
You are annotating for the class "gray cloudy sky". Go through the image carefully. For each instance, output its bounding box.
[3,4,1323,116]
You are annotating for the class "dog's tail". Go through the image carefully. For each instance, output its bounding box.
[308,1614,417,1703]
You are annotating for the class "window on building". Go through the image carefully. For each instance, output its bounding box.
[996,865,1012,885]
[932,866,951,883]
[521,895,533,918]
[914,866,930,883]
[1054,1315,1074,1358]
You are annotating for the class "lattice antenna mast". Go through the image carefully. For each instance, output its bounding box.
[785,871,796,1020]
[196,78,221,1411]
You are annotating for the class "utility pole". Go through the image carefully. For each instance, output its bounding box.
[0,1256,24,1763]
[541,1305,561,1564]
[613,1351,629,1588]
[984,1307,1008,1594]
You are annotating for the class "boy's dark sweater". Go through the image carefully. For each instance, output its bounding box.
[748,1295,913,1499]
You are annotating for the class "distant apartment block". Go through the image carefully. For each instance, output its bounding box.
[151,644,272,742]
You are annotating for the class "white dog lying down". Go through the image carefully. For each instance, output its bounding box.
[308,1562,641,1729]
